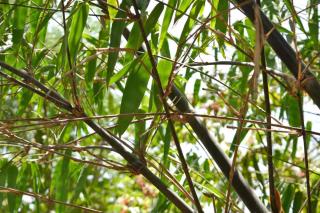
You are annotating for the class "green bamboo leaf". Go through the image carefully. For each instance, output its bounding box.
[107,0,118,18]
[30,162,41,194]
[156,59,172,89]
[85,50,97,85]
[117,54,151,136]
[0,159,8,207]
[193,79,201,105]
[282,184,295,212]
[283,0,307,35]
[179,0,204,53]
[283,94,300,127]
[229,125,251,157]
[174,0,193,22]
[71,166,88,202]
[126,3,164,54]
[162,124,171,168]
[152,193,171,213]
[7,164,18,213]
[54,151,71,213]
[68,2,89,63]
[106,1,128,86]
[12,0,28,47]
[158,0,177,51]
[16,163,30,211]
[292,191,304,213]
[308,2,319,48]
[306,121,312,148]
[134,109,146,151]
[18,89,33,115]
[216,0,228,46]
[109,58,139,85]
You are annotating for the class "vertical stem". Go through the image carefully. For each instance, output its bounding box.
[256,1,276,211]
[261,41,276,213]
[298,93,312,213]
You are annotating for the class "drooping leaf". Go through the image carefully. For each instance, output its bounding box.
[282,184,295,212]
[283,0,307,35]
[126,3,164,56]
[193,79,201,105]
[156,59,172,89]
[174,0,193,22]
[216,0,228,46]
[53,151,71,213]
[68,2,89,64]
[12,0,28,47]
[117,54,151,135]
[292,191,304,213]
[106,1,129,85]
[158,0,177,51]
[85,50,97,85]
[7,164,18,213]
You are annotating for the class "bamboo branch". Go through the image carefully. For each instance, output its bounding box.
[233,0,320,109]
[0,61,193,213]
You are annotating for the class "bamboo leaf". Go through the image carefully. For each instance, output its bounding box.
[7,164,18,213]
[53,151,71,213]
[158,0,177,51]
[283,0,307,35]
[126,3,164,54]
[85,50,97,85]
[216,0,228,46]
[282,184,295,212]
[292,191,304,213]
[117,54,151,135]
[174,0,193,22]
[156,59,172,89]
[68,2,89,63]
[109,57,139,85]
[12,0,28,47]
[106,1,128,85]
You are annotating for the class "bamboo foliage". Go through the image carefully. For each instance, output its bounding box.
[0,0,319,212]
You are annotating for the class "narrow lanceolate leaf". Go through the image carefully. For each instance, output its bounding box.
[117,54,151,136]
[193,79,201,105]
[308,0,319,48]
[158,0,177,51]
[174,0,193,22]
[282,184,295,213]
[12,0,28,47]
[292,191,304,213]
[179,0,204,52]
[68,2,89,63]
[54,151,71,213]
[85,50,97,85]
[106,1,128,86]
[283,0,307,35]
[17,89,33,115]
[156,59,172,89]
[216,0,228,46]
[109,58,139,85]
[7,164,18,213]
[126,3,164,57]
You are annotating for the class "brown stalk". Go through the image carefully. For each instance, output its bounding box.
[256,0,276,211]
